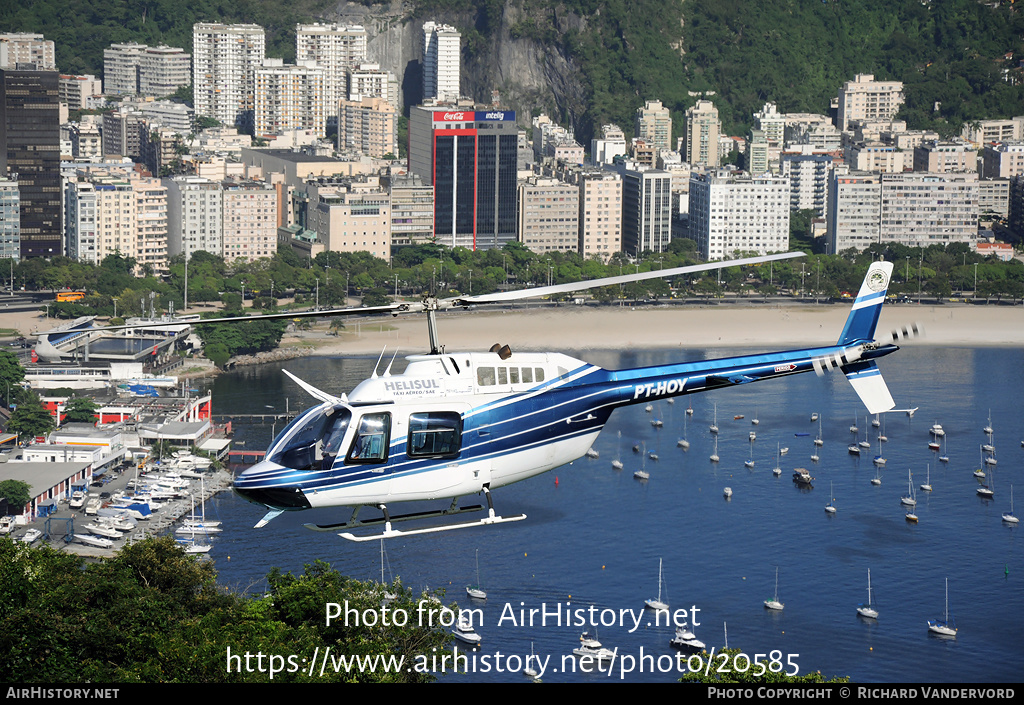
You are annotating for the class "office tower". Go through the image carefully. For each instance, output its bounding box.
[408,105,517,249]
[1,68,61,257]
[192,23,265,129]
[255,60,326,137]
[139,45,191,97]
[836,74,904,133]
[337,96,397,158]
[295,24,367,124]
[634,100,672,155]
[0,177,19,260]
[0,34,55,70]
[684,100,721,168]
[614,163,672,255]
[423,22,461,102]
[688,170,790,261]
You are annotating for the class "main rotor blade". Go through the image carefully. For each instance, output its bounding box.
[99,303,412,331]
[449,252,805,305]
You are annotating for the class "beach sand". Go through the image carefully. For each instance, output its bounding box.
[4,301,1021,362]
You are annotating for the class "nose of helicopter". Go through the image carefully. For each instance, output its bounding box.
[232,460,312,510]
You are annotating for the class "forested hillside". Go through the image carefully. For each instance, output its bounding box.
[3,0,1022,141]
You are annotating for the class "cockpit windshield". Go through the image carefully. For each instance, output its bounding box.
[267,404,352,471]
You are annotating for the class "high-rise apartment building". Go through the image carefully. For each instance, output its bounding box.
[422,22,461,102]
[192,23,266,129]
[518,176,580,254]
[981,141,1024,179]
[139,45,191,97]
[295,24,367,124]
[255,59,326,137]
[104,42,147,94]
[836,74,904,132]
[386,173,434,247]
[826,171,978,253]
[337,96,397,158]
[961,117,1024,146]
[688,170,790,261]
[912,139,977,173]
[591,124,627,166]
[0,34,55,70]
[1,67,61,258]
[222,181,277,262]
[306,179,390,260]
[59,74,103,110]
[634,100,672,155]
[348,63,399,106]
[164,176,223,259]
[0,177,19,261]
[408,105,517,250]
[780,152,834,217]
[684,100,720,168]
[578,169,622,261]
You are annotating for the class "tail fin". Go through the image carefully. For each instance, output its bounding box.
[837,261,893,346]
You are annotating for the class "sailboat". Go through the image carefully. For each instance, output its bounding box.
[523,642,540,680]
[977,464,994,498]
[710,402,719,435]
[905,490,919,523]
[1003,485,1019,524]
[871,464,882,486]
[878,413,888,442]
[677,413,690,450]
[764,567,784,610]
[872,435,886,466]
[814,416,824,447]
[938,435,949,463]
[859,417,871,449]
[872,414,880,428]
[857,569,878,619]
[752,408,759,426]
[927,578,957,637]
[772,443,782,476]
[745,440,755,469]
[901,470,917,507]
[920,464,933,492]
[825,481,837,514]
[176,494,212,554]
[466,548,487,600]
[644,558,669,611]
[850,415,858,434]
[634,442,650,480]
[983,410,994,436]
[710,435,720,463]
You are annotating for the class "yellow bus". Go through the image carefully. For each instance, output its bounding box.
[56,291,86,302]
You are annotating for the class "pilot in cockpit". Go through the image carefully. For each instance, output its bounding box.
[320,411,349,470]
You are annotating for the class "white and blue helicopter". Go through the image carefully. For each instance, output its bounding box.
[220,253,909,541]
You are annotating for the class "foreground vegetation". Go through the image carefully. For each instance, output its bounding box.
[0,536,451,683]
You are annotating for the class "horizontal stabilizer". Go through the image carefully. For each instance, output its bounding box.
[254,509,284,529]
[842,361,895,415]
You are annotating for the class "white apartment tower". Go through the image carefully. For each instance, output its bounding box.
[635,100,672,155]
[0,177,20,261]
[837,74,904,132]
[0,34,55,70]
[423,22,461,102]
[104,42,147,94]
[688,170,790,261]
[685,100,721,168]
[164,176,223,259]
[192,23,266,129]
[295,24,367,124]
[139,45,191,97]
[255,59,326,137]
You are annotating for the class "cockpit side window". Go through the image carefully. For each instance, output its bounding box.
[269,405,351,470]
[346,412,392,464]
[407,412,462,458]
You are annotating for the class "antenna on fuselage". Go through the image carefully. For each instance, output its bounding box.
[383,348,400,377]
[371,347,387,379]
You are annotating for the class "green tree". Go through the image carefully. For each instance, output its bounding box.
[0,350,25,408]
[62,397,99,424]
[0,479,31,509]
[7,394,54,441]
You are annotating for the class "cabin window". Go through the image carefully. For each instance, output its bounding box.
[477,367,496,386]
[535,368,545,382]
[347,412,391,463]
[407,412,462,458]
[509,367,520,384]
[497,367,508,385]
[521,367,533,384]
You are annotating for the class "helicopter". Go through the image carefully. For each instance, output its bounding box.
[212,253,907,541]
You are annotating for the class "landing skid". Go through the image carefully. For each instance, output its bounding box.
[305,488,527,541]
